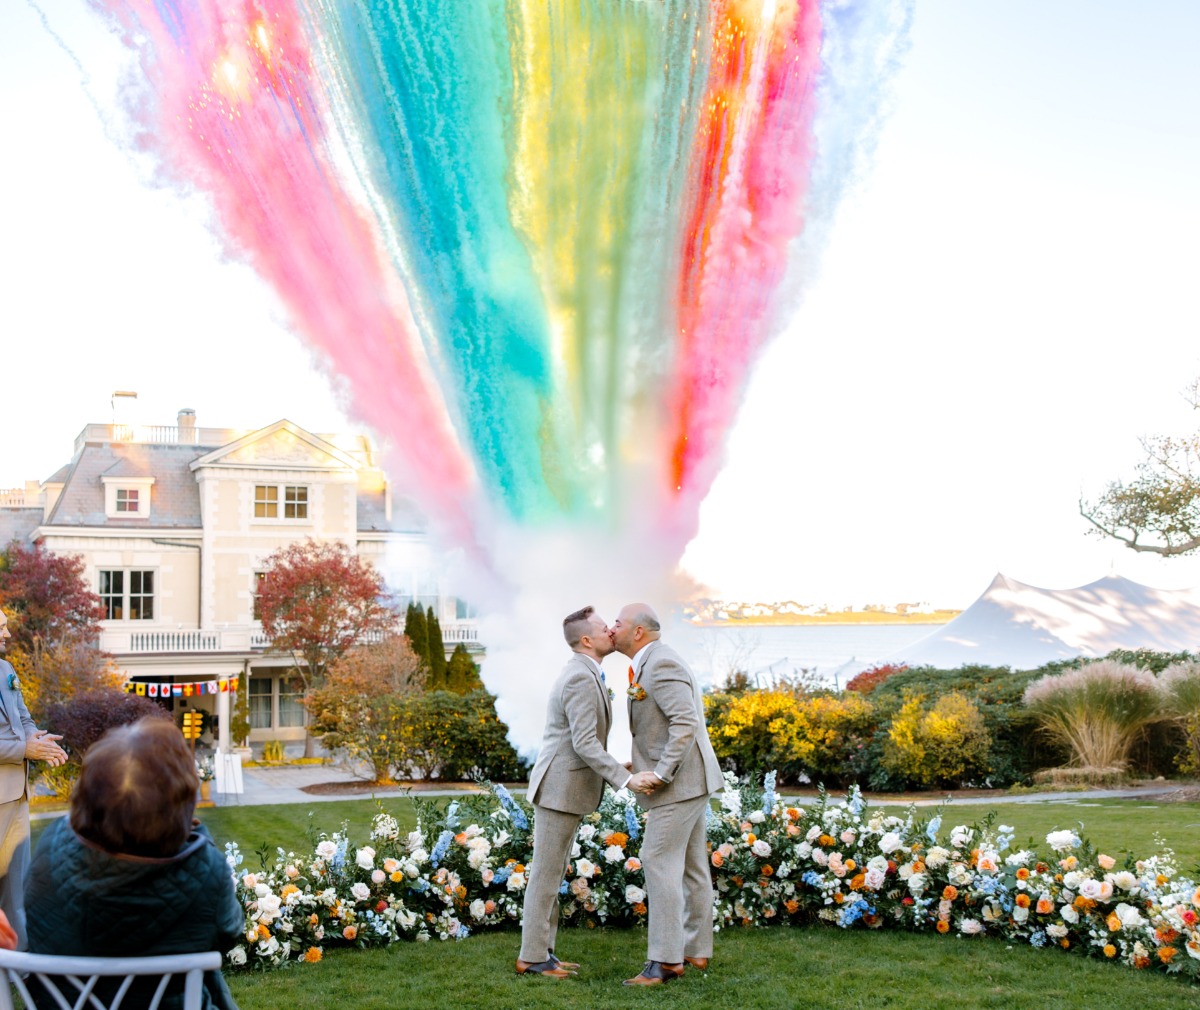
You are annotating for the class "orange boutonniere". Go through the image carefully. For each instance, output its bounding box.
[627,683,646,701]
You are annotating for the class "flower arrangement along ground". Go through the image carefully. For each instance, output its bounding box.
[224,774,1200,982]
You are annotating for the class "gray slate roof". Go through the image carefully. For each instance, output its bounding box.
[0,508,41,546]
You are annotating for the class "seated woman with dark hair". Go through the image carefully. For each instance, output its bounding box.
[24,717,243,1009]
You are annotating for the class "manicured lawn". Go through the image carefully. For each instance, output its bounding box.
[227,926,1193,1010]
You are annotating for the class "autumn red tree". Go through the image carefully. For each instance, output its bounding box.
[0,541,114,721]
[0,540,105,651]
[256,539,398,693]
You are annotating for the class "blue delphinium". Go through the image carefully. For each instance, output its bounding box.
[559,879,569,896]
[430,829,454,868]
[801,871,823,888]
[847,785,865,816]
[493,865,513,884]
[494,784,530,830]
[761,770,777,815]
[332,837,347,870]
[1028,929,1048,948]
[456,925,471,940]
[625,802,641,842]
[445,802,460,829]
[838,897,873,928]
[926,815,942,844]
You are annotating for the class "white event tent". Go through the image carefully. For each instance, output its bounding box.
[888,573,1200,670]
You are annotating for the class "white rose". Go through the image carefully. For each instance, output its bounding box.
[867,856,889,874]
[578,825,596,841]
[898,863,913,880]
[748,810,766,824]
[840,829,856,845]
[1079,878,1113,901]
[411,849,429,865]
[469,899,487,920]
[1062,871,1083,889]
[907,873,927,894]
[403,861,420,878]
[576,858,597,878]
[416,932,430,943]
[506,871,527,892]
[351,882,371,902]
[864,868,886,891]
[959,919,984,935]
[356,846,376,870]
[372,869,386,885]
[316,841,337,859]
[467,849,489,871]
[1115,902,1146,928]
[1045,830,1081,853]
[1107,871,1138,891]
[751,840,772,858]
[257,894,281,919]
[625,885,646,904]
[227,946,247,966]
[1060,904,1079,924]
[1046,923,1068,939]
[806,826,823,843]
[254,883,270,898]
[258,937,280,956]
[1005,851,1033,867]
[950,827,972,849]
[796,842,813,860]
[242,873,258,889]
[1012,905,1029,923]
[949,863,973,886]
[603,845,625,864]
[494,830,511,847]
[878,832,903,854]
[406,830,424,852]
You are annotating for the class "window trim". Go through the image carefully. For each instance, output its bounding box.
[98,567,157,622]
[252,483,310,523]
[101,476,155,519]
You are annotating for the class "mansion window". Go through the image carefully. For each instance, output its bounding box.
[254,484,309,520]
[99,569,154,621]
[115,488,140,513]
[252,571,266,621]
[249,675,308,730]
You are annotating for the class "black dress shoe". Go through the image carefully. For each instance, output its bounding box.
[623,961,685,986]
[515,958,574,978]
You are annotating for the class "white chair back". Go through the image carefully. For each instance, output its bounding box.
[0,949,222,1010]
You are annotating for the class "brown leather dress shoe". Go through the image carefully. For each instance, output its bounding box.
[684,956,709,970]
[549,951,581,970]
[515,958,574,978]
[623,961,685,986]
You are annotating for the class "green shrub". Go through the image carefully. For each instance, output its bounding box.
[879,691,991,789]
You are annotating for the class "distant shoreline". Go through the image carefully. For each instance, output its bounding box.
[686,611,959,628]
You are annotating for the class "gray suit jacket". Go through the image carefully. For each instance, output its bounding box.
[528,653,629,816]
[0,659,37,804]
[628,640,722,809]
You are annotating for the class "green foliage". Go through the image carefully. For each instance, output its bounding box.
[230,676,252,748]
[426,606,447,689]
[445,643,484,694]
[1157,661,1200,775]
[404,603,430,679]
[878,691,992,789]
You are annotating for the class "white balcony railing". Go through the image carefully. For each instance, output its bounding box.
[102,622,481,655]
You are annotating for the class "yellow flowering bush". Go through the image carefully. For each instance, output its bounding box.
[881,691,991,788]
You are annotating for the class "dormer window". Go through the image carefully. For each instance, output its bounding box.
[102,475,154,518]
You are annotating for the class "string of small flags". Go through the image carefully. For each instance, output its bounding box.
[123,677,240,698]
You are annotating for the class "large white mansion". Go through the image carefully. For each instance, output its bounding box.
[0,409,477,750]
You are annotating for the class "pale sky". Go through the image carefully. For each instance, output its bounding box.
[3,0,1199,609]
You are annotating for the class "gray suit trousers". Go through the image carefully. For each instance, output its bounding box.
[641,792,712,964]
[0,798,29,949]
[519,806,581,963]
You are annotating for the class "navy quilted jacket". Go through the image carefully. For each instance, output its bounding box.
[24,817,242,1010]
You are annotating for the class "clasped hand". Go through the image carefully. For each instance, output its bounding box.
[627,770,659,795]
[26,730,68,768]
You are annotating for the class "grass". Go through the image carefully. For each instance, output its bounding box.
[29,794,1200,1005]
[227,926,1192,1010]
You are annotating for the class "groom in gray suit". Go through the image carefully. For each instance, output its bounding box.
[612,602,722,986]
[516,606,657,978]
[0,610,68,947]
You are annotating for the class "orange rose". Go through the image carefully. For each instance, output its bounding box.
[1036,897,1053,915]
[1106,913,1122,932]
[784,900,800,914]
[1103,944,1117,957]
[1015,868,1030,881]
[1059,939,1070,949]
[936,920,950,933]
[1158,947,1178,963]
[304,947,323,963]
[785,807,801,821]
[942,886,958,902]
[343,925,358,941]
[761,865,774,877]
[1015,894,1031,909]
[256,924,271,940]
[633,902,647,915]
[1074,896,1096,911]
[711,852,724,868]
[309,914,319,926]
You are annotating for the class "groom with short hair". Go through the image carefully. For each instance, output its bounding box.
[516,606,657,978]
[611,602,722,986]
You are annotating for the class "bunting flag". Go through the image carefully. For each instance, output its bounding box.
[122,676,245,696]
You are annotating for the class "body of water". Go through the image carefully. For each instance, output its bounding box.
[672,623,941,690]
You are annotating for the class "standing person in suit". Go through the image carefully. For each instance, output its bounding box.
[0,610,68,948]
[516,606,658,979]
[611,602,722,987]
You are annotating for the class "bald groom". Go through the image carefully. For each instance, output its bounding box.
[515,606,657,979]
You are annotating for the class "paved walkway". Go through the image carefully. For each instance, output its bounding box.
[208,764,1194,809]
